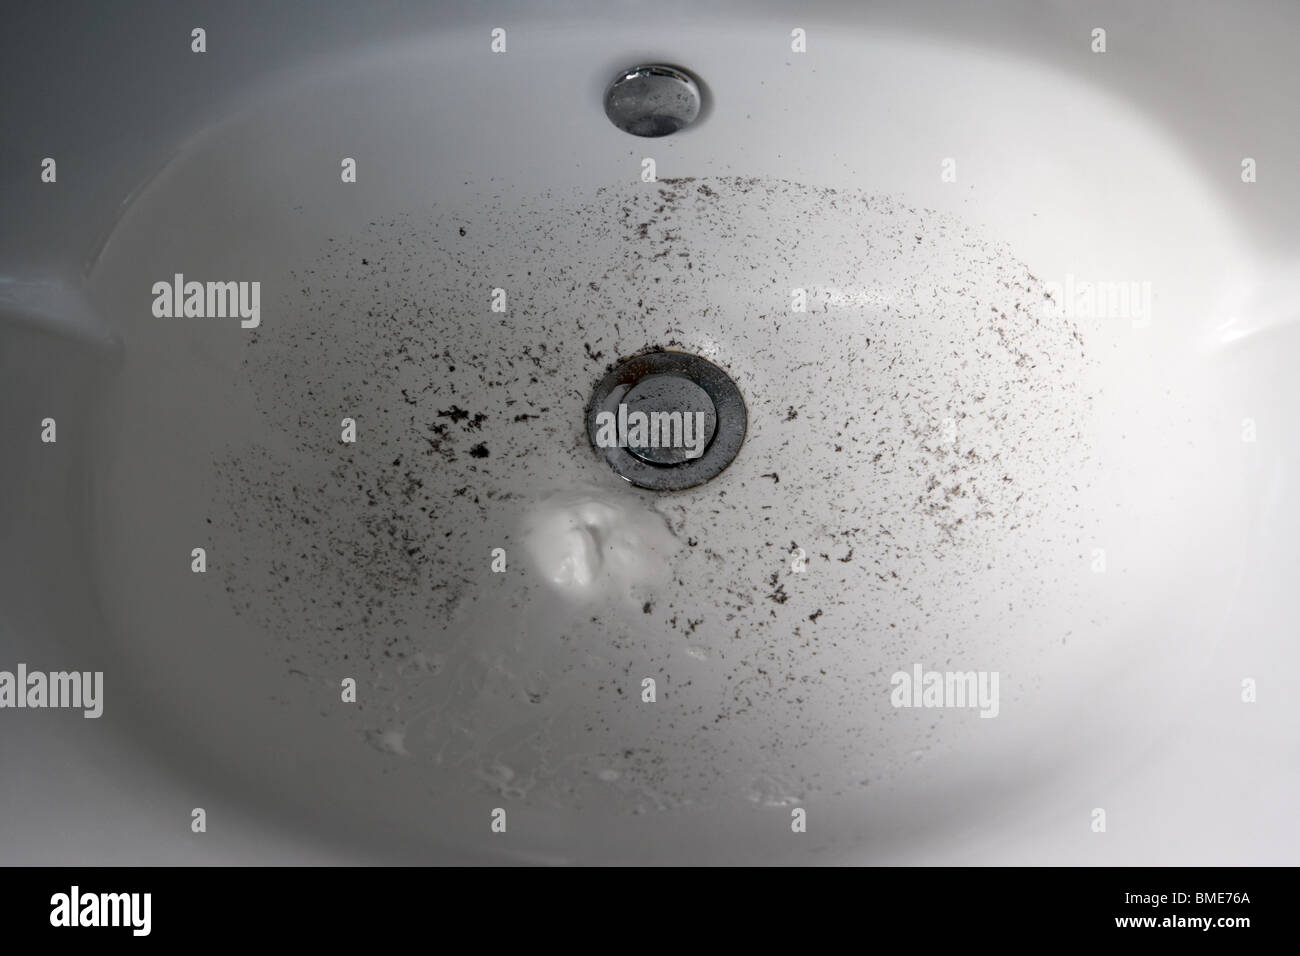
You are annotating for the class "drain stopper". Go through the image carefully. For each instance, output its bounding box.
[586,351,746,491]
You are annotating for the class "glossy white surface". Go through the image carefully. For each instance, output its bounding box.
[1,1,1297,864]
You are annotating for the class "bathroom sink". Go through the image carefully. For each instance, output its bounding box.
[2,0,1297,866]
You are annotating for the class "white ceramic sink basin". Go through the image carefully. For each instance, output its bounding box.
[2,0,1297,865]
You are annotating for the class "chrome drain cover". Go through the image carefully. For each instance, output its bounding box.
[604,65,702,137]
[586,351,746,491]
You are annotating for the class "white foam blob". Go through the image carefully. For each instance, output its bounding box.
[522,487,678,603]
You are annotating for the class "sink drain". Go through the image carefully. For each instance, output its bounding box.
[604,65,702,137]
[586,351,746,490]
